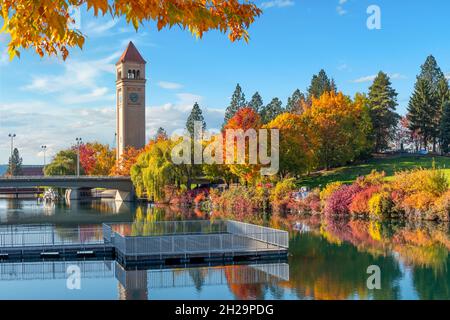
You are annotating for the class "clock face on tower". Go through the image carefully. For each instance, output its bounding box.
[129,92,139,103]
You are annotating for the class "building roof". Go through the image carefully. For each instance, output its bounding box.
[117,41,146,64]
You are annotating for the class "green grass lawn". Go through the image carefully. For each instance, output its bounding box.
[298,155,450,189]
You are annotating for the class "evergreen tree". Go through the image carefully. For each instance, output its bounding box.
[260,98,284,124]
[407,78,437,149]
[418,55,446,93]
[440,102,450,154]
[7,148,22,176]
[155,127,168,140]
[437,78,450,111]
[367,72,400,152]
[186,102,206,137]
[412,55,447,151]
[248,91,263,113]
[223,83,246,125]
[307,69,337,100]
[286,89,306,114]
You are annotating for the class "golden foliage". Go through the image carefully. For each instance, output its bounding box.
[1,0,262,60]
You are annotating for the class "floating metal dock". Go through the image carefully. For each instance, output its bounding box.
[0,220,288,267]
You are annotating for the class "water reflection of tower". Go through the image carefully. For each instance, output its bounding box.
[116,264,148,300]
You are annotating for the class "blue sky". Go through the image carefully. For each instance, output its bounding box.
[1,0,450,164]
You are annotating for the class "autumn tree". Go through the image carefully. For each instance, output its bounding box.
[79,144,96,175]
[131,139,186,201]
[264,113,314,178]
[307,70,337,101]
[110,146,141,176]
[248,92,264,113]
[44,149,78,176]
[260,98,284,124]
[78,142,115,175]
[367,72,400,152]
[285,89,305,114]
[224,107,262,184]
[1,0,262,60]
[302,92,372,170]
[224,83,247,126]
[90,143,116,175]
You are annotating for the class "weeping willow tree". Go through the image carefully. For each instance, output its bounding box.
[131,139,187,202]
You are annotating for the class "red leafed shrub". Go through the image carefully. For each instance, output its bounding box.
[349,185,380,215]
[170,188,209,207]
[324,184,363,216]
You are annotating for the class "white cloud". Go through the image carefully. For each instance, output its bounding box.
[0,91,224,164]
[261,0,295,9]
[446,73,450,80]
[157,81,183,90]
[0,101,116,164]
[337,63,349,71]
[336,0,348,16]
[351,73,407,83]
[22,51,121,104]
[84,19,119,36]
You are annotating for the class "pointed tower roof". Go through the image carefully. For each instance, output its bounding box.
[117,41,146,65]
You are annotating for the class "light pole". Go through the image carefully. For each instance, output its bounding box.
[8,133,16,158]
[75,137,82,176]
[41,145,47,166]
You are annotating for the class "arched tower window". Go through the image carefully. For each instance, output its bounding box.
[136,70,140,79]
[128,69,132,79]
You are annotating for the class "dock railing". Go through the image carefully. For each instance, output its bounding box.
[0,225,104,248]
[104,220,288,257]
[226,220,289,249]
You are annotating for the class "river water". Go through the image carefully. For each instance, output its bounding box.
[0,199,449,300]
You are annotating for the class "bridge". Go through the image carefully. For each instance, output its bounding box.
[0,176,134,201]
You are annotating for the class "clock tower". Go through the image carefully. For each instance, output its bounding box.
[116,41,146,162]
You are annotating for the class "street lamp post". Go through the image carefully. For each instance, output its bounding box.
[8,133,16,176]
[8,133,16,158]
[41,145,47,166]
[75,137,82,176]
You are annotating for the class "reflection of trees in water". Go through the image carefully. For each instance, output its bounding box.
[6,199,24,211]
[412,258,450,300]
[53,225,103,242]
[286,232,402,300]
[224,266,266,300]
[122,206,450,300]
[188,268,208,293]
[291,215,450,299]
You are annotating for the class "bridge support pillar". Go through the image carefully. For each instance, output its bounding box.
[115,189,136,202]
[65,188,81,201]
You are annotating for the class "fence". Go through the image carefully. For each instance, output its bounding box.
[107,220,228,237]
[0,225,104,248]
[226,220,289,249]
[105,220,288,257]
